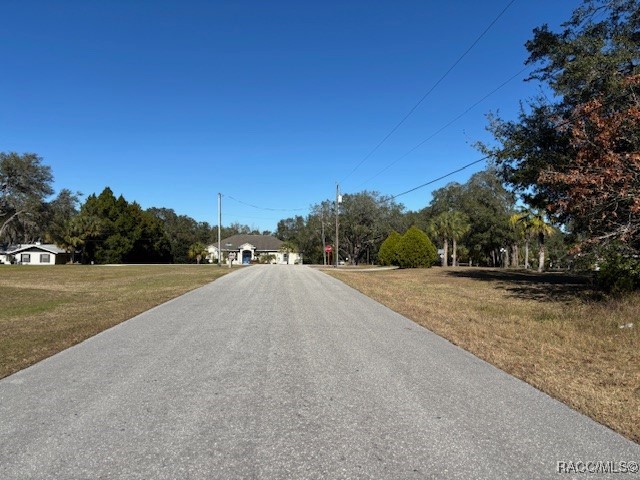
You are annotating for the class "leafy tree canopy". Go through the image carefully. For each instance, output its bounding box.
[78,188,171,264]
[474,0,640,289]
[0,152,54,243]
[425,170,515,265]
[480,0,640,253]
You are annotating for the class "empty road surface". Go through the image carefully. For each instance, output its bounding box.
[1,265,638,479]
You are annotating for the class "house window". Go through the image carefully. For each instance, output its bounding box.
[21,254,31,263]
[40,254,51,263]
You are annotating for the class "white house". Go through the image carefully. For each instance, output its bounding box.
[0,243,71,265]
[208,234,301,265]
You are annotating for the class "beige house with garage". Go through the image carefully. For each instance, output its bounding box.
[207,234,301,265]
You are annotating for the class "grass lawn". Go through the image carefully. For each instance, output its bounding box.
[0,265,231,380]
[327,266,640,444]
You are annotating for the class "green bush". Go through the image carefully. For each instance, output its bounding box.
[396,226,437,268]
[378,231,402,266]
[594,244,640,294]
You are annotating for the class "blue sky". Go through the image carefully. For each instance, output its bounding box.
[1,0,578,232]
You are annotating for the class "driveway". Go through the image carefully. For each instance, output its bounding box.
[1,265,638,479]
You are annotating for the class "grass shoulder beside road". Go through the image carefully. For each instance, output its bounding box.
[0,265,231,379]
[327,267,640,444]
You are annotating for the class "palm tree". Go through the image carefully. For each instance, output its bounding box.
[428,211,469,267]
[58,224,84,264]
[188,242,208,264]
[509,213,527,268]
[449,211,470,267]
[511,209,555,272]
[60,214,103,264]
[429,213,451,267]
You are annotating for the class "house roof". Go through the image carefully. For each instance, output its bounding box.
[216,234,285,252]
[6,244,67,255]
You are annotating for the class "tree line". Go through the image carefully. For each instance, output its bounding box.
[274,168,565,270]
[0,153,266,264]
[0,151,559,268]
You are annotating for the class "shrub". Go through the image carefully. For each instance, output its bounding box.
[593,244,640,294]
[378,231,402,266]
[396,226,437,268]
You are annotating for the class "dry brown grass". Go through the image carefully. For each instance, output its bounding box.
[327,266,640,444]
[0,265,231,379]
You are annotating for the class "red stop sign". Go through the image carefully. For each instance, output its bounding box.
[324,245,332,253]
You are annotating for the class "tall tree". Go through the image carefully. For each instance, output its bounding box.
[58,214,103,263]
[509,212,528,268]
[512,209,556,272]
[449,211,471,267]
[44,189,82,245]
[337,191,405,265]
[428,211,469,267]
[78,188,170,264]
[0,152,53,243]
[427,170,514,266]
[148,207,213,263]
[539,76,640,251]
[276,216,306,243]
[480,0,640,258]
[428,213,452,267]
[305,201,335,265]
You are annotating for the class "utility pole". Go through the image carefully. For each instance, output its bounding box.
[321,208,327,266]
[217,193,222,267]
[335,183,341,267]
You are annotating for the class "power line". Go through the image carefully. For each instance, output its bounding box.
[388,88,637,201]
[355,65,530,189]
[390,156,490,200]
[225,194,308,213]
[223,214,289,221]
[341,0,518,184]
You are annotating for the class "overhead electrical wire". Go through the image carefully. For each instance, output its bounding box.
[388,88,637,201]
[222,0,521,222]
[223,88,633,219]
[355,65,531,189]
[390,156,490,200]
[224,194,308,213]
[340,0,519,184]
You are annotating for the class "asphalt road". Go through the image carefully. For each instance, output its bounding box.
[1,265,638,479]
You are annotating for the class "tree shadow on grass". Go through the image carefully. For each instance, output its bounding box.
[445,268,596,302]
